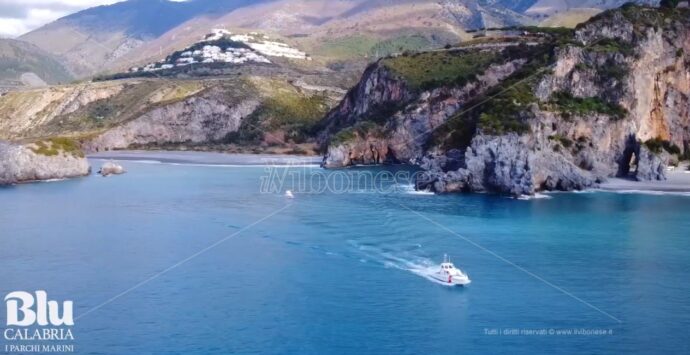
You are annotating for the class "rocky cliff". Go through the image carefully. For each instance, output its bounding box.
[318,54,527,167]
[83,86,261,152]
[0,76,339,154]
[320,5,690,196]
[0,81,128,138]
[0,140,90,185]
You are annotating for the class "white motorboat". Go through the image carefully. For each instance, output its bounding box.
[431,254,471,286]
[285,190,294,199]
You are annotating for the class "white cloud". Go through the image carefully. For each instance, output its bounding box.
[0,0,122,38]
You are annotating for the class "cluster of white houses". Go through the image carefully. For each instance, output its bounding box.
[130,29,309,73]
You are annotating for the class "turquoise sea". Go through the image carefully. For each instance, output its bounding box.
[1,159,690,354]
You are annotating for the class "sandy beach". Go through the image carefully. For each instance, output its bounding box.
[88,150,322,166]
[599,163,690,193]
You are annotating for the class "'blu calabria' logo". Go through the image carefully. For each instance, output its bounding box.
[5,291,73,326]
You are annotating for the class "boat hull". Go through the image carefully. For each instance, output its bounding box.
[430,273,471,286]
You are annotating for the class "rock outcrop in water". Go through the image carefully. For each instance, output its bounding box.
[0,140,90,185]
[98,162,126,177]
[319,5,690,196]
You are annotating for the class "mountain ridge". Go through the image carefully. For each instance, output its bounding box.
[18,0,264,77]
[15,0,646,79]
[0,38,73,89]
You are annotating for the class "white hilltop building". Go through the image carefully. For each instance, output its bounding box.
[133,29,310,73]
[194,45,271,65]
[204,29,311,60]
[242,40,309,59]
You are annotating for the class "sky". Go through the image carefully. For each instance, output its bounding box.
[0,0,122,38]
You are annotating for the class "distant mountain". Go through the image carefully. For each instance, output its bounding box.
[17,0,659,79]
[18,0,264,77]
[47,0,262,39]
[538,8,603,27]
[17,0,533,78]
[0,39,72,88]
[525,0,658,16]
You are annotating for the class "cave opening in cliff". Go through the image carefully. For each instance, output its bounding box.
[618,135,640,178]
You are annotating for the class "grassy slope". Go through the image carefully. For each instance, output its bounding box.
[225,77,333,145]
[313,34,439,60]
[382,50,500,91]
[30,81,174,139]
[30,137,84,158]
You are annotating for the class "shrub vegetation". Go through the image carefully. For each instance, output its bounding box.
[644,137,681,155]
[31,137,84,158]
[331,121,384,145]
[547,91,627,120]
[382,50,498,91]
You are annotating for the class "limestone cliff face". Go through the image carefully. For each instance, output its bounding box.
[321,6,690,196]
[0,82,125,139]
[317,63,414,144]
[0,79,211,141]
[0,76,335,154]
[530,8,690,182]
[0,141,90,185]
[321,58,526,167]
[84,87,260,152]
[512,6,688,193]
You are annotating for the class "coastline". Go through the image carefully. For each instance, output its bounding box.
[88,150,690,194]
[87,150,322,166]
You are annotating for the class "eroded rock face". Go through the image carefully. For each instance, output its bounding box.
[322,6,690,196]
[0,82,125,139]
[317,63,414,145]
[417,135,536,195]
[0,141,90,185]
[464,135,534,195]
[633,146,666,181]
[322,139,393,168]
[418,134,584,195]
[85,87,260,152]
[535,11,689,177]
[321,59,526,168]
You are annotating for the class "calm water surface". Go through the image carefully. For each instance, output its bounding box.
[1,160,689,354]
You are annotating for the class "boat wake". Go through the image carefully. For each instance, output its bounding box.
[352,243,459,287]
[262,236,466,286]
